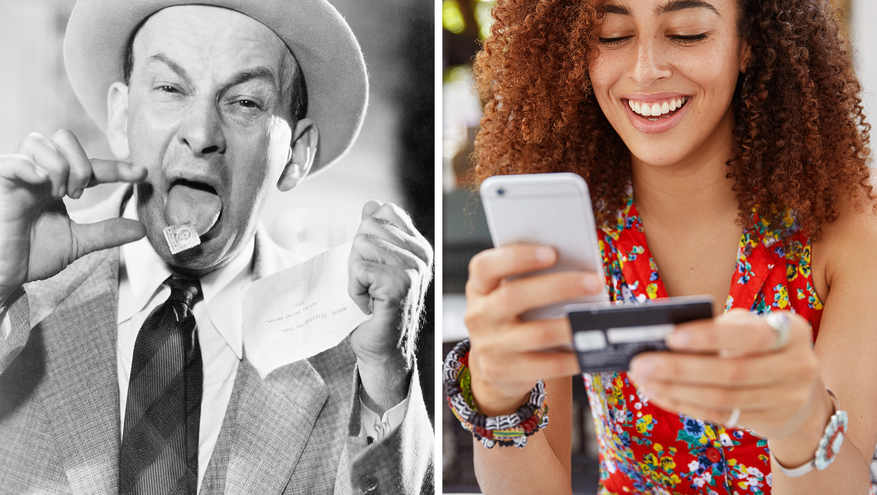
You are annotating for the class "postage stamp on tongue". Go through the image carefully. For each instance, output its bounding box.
[163,225,201,255]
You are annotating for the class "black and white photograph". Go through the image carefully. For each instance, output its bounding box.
[0,0,434,493]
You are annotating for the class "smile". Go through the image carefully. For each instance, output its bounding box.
[627,96,689,120]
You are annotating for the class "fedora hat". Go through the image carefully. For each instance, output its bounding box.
[63,0,368,175]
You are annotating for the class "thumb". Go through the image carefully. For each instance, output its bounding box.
[360,200,382,220]
[70,219,146,259]
[348,259,375,316]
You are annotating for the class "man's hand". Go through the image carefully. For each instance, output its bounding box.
[348,200,433,413]
[0,130,147,306]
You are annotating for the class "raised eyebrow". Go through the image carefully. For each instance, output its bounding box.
[657,0,721,17]
[142,56,279,95]
[146,53,189,80]
[225,67,281,93]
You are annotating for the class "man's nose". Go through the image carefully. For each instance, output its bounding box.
[177,98,227,156]
[630,36,672,86]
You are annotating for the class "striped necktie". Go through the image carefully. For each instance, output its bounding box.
[119,276,203,494]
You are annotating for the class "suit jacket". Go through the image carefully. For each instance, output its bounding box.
[0,190,434,494]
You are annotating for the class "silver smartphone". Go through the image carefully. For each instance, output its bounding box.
[480,172,608,320]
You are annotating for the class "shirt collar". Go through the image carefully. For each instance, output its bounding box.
[118,193,254,359]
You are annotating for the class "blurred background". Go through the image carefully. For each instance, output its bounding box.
[0,0,435,425]
[441,0,877,493]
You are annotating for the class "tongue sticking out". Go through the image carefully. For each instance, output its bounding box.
[162,182,222,255]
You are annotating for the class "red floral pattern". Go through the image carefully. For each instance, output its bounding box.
[586,192,823,494]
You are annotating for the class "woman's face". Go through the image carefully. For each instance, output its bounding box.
[589,0,750,169]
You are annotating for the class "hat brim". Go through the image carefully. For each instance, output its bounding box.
[63,0,368,175]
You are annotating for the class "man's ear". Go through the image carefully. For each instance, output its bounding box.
[277,118,318,192]
[106,82,130,159]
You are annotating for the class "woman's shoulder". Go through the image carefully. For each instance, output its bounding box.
[811,170,877,297]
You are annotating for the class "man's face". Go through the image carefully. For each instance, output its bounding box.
[120,5,299,274]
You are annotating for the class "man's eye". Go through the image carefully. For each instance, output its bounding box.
[157,85,180,93]
[233,99,264,111]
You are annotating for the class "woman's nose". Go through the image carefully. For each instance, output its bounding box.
[630,36,672,87]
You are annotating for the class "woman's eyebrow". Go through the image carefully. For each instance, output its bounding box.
[657,0,721,17]
[603,1,720,18]
[604,3,632,16]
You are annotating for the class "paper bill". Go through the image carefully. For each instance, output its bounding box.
[242,242,370,378]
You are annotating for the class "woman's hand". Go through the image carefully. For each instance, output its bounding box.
[628,308,831,441]
[464,244,603,416]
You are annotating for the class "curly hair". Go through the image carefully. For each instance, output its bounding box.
[472,0,872,237]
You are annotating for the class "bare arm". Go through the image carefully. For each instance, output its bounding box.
[473,376,574,495]
[464,245,603,494]
[769,183,877,494]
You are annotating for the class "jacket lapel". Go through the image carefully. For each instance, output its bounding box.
[217,229,328,494]
[28,247,121,493]
[223,358,329,494]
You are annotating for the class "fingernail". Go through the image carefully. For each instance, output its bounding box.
[58,185,66,197]
[669,330,689,347]
[535,246,555,263]
[72,189,82,199]
[34,167,48,179]
[638,385,653,399]
[631,357,654,376]
[583,274,601,292]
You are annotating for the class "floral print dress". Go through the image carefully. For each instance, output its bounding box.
[587,192,824,495]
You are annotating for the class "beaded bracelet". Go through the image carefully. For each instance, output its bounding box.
[443,338,549,448]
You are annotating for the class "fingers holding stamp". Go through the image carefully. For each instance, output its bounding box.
[49,129,92,199]
[18,133,71,198]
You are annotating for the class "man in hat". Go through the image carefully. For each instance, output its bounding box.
[0,1,433,493]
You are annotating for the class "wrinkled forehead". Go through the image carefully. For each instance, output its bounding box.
[131,5,296,85]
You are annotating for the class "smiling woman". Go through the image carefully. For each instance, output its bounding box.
[455,0,876,494]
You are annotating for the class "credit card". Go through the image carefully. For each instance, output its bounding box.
[565,296,714,373]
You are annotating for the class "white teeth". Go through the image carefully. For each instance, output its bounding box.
[628,96,688,117]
